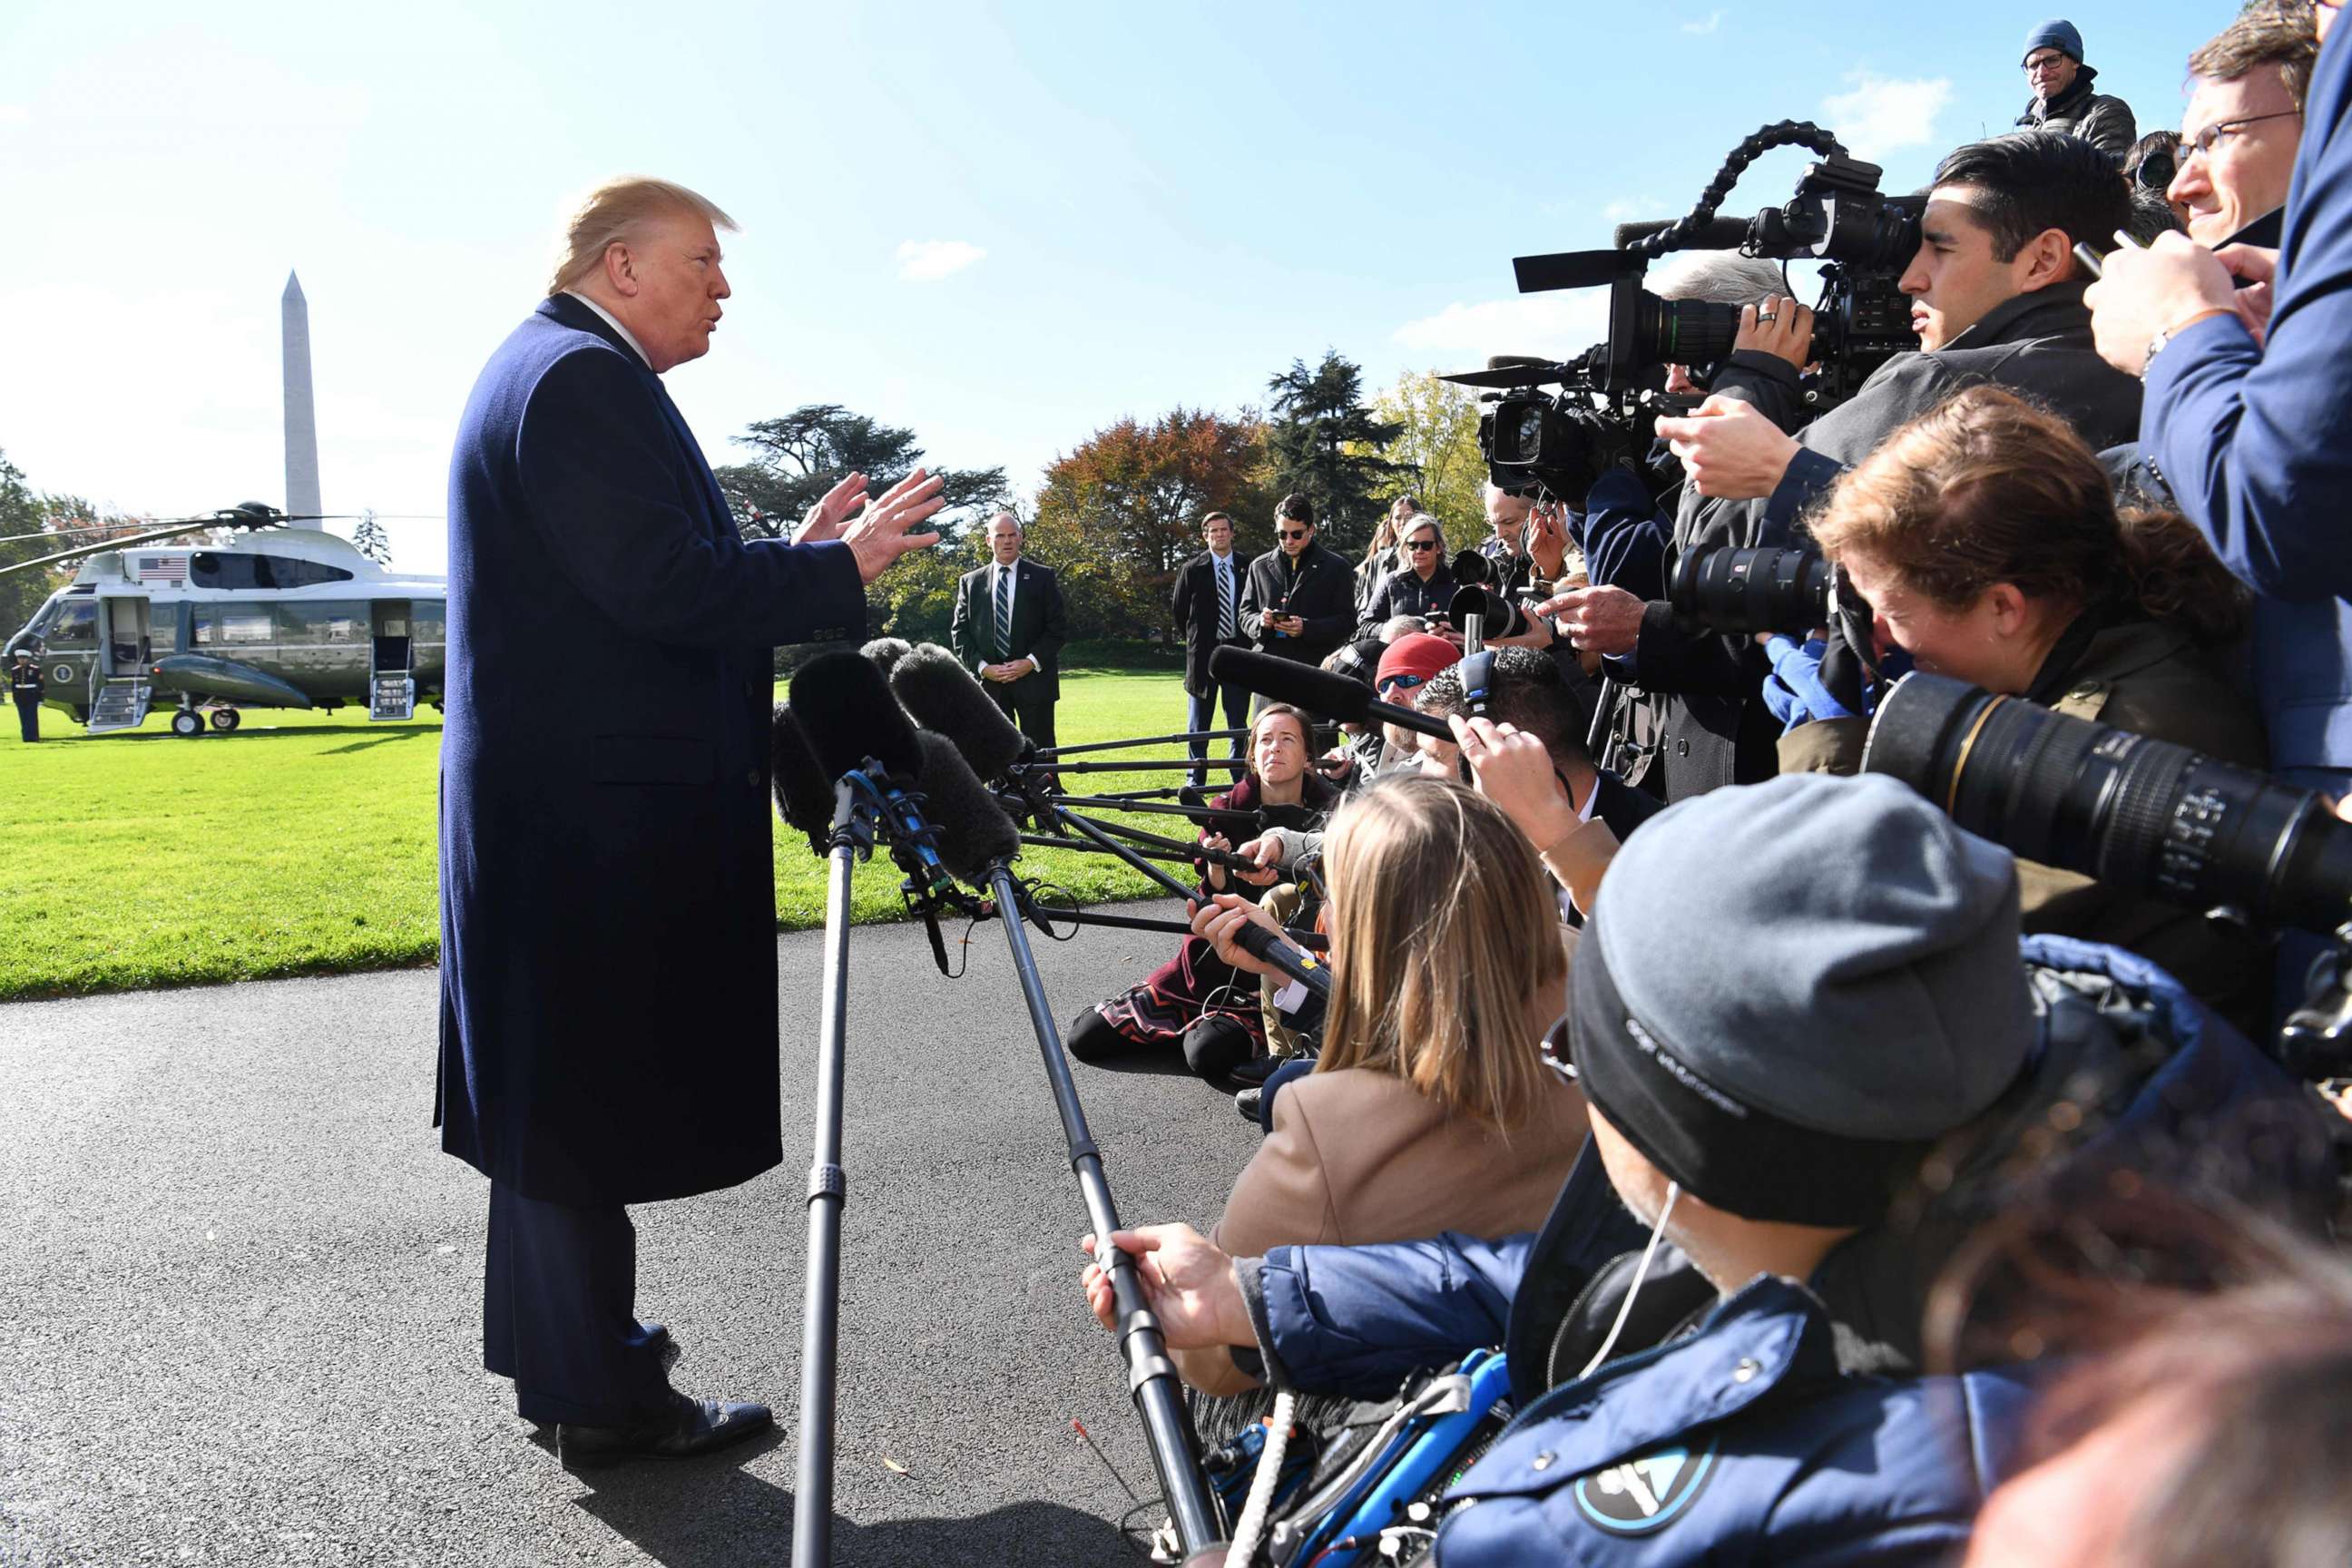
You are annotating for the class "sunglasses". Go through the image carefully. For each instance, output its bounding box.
[1403,539,1439,553]
[1542,1012,1576,1081]
[1279,528,1311,540]
[1377,672,1428,695]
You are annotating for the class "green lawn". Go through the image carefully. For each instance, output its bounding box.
[0,669,1210,1001]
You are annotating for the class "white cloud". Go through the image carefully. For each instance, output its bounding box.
[1392,290,1614,370]
[894,239,985,282]
[1603,195,1664,223]
[1819,73,1953,162]
[1681,9,1726,34]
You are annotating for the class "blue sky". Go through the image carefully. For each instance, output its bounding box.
[2,0,2227,573]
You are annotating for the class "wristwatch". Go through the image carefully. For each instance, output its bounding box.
[2142,309,2230,378]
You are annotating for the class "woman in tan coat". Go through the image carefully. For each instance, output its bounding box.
[1181,774,1589,1394]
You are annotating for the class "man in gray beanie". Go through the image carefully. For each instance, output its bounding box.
[1078,771,2328,1563]
[2017,18,2138,161]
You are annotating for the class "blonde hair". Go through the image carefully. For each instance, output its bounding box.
[548,177,739,296]
[1317,775,1565,1128]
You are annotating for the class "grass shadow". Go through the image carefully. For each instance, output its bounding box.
[319,732,426,756]
[93,721,440,746]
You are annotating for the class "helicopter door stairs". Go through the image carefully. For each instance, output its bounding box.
[86,595,153,734]
[369,600,415,721]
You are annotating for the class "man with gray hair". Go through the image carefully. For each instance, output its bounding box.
[951,508,1067,748]
[440,176,944,1466]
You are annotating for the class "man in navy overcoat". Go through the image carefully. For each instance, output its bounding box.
[439,177,941,1465]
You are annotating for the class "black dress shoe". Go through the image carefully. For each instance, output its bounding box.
[1227,1054,1283,1087]
[558,1390,772,1468]
[1234,1086,1264,1123]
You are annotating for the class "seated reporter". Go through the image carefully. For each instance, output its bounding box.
[1067,703,1335,1081]
[1179,777,1588,1395]
[1782,386,2269,1027]
[1079,774,2330,1565]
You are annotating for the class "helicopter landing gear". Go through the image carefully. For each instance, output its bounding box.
[209,708,241,732]
[171,709,203,738]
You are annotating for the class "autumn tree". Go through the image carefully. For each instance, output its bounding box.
[1363,371,1488,554]
[1029,409,1273,641]
[1262,351,1404,553]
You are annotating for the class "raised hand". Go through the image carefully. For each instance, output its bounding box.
[1654,395,1803,499]
[794,470,870,544]
[840,468,946,584]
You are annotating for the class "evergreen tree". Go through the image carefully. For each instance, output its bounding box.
[351,511,393,566]
[1262,351,1406,552]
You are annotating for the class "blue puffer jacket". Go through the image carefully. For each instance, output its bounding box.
[1246,937,2333,1564]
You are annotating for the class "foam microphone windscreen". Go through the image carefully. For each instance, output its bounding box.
[771,704,838,838]
[915,730,1023,884]
[861,636,913,678]
[1210,645,1449,740]
[790,651,923,782]
[889,642,1027,779]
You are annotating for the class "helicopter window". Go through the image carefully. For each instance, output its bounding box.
[415,603,445,646]
[45,602,97,644]
[190,552,355,590]
[273,602,367,644]
[192,604,274,646]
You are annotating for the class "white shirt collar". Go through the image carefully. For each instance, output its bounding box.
[562,290,652,369]
[1573,769,1599,822]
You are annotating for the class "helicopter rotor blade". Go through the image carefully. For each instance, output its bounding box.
[0,520,231,577]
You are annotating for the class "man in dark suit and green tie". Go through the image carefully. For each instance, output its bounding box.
[951,510,1068,748]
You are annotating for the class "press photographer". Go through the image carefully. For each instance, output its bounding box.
[1783,386,2269,1028]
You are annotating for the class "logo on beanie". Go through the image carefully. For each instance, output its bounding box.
[1572,1438,1720,1534]
[1624,1016,1748,1120]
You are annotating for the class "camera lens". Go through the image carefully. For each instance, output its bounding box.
[1863,671,2352,937]
[1632,292,1741,368]
[1667,545,1832,634]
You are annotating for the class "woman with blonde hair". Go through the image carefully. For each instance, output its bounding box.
[1790,384,2267,1023]
[1176,773,1588,1393]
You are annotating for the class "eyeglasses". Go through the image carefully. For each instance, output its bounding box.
[2023,51,2070,74]
[1279,528,1310,540]
[1541,1012,1577,1081]
[2183,110,2303,162]
[1403,539,1439,553]
[1377,672,1427,695]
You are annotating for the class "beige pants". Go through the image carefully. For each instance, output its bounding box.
[1258,883,1308,1059]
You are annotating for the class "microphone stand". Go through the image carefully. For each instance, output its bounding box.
[979,857,1228,1561]
[793,777,876,1568]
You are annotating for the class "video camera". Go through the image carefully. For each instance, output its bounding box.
[1450,121,1924,506]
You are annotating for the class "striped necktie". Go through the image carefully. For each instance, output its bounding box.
[1216,558,1235,641]
[994,565,1014,658]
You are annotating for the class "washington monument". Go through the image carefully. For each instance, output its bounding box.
[281,270,321,520]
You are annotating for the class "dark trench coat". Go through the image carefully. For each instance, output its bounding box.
[437,294,865,1206]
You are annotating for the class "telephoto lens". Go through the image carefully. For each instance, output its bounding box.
[1862,671,2352,938]
[1630,291,1742,369]
[1667,545,1833,635]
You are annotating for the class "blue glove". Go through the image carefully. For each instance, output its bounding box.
[1762,634,1857,730]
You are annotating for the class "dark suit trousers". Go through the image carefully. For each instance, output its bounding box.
[484,1178,672,1426]
[987,671,1057,749]
[1185,679,1247,787]
[14,697,36,742]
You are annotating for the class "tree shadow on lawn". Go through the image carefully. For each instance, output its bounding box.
[567,1442,1141,1567]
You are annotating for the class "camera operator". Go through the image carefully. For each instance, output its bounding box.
[1549,134,2138,804]
[1780,386,2269,1029]
[2085,0,2351,800]
[1081,774,2328,1564]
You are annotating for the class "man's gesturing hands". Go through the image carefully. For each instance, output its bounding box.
[799,467,946,584]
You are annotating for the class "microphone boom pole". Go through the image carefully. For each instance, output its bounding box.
[980,858,1226,1560]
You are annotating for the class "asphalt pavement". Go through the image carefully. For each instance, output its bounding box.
[0,900,1259,1567]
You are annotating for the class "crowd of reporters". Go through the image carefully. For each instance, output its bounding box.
[1070,5,2352,1562]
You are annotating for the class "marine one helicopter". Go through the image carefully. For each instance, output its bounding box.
[3,502,446,736]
